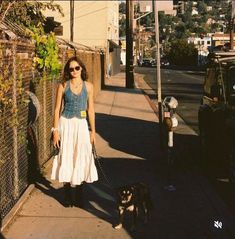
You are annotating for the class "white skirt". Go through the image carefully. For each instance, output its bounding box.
[51,116,98,185]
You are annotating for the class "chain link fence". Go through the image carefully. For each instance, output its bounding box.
[0,39,104,221]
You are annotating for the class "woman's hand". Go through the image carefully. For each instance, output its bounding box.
[90,131,96,145]
[53,131,60,148]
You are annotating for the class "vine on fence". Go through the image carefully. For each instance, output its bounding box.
[0,58,28,121]
[31,26,62,80]
[0,55,29,166]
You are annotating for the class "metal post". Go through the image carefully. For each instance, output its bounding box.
[12,42,19,199]
[126,0,134,88]
[70,0,74,42]
[231,0,235,50]
[153,0,163,146]
[165,130,176,191]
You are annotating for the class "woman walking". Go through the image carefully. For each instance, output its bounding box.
[51,56,98,207]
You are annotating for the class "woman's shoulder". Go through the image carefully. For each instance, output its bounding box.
[58,82,67,92]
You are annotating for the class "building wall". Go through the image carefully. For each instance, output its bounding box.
[44,1,120,76]
[212,34,235,50]
[44,1,119,49]
[139,0,176,15]
[43,1,70,41]
[74,1,108,48]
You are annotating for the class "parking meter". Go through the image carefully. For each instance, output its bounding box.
[163,96,178,146]
[163,96,178,191]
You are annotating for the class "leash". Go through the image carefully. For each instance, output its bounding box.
[92,144,115,191]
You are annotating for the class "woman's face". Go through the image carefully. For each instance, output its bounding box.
[69,60,82,79]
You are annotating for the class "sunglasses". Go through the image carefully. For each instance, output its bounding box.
[69,66,81,72]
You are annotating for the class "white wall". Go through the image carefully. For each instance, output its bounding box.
[43,1,119,49]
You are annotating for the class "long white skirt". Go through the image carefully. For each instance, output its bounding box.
[51,116,98,185]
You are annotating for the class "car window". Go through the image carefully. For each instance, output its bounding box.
[204,68,216,96]
[216,67,226,99]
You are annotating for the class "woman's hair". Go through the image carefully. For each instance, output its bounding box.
[62,56,88,82]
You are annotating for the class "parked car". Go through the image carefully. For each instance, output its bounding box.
[150,59,156,67]
[198,51,235,182]
[161,59,170,66]
[141,58,152,67]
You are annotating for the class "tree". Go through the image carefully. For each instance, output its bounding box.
[167,39,198,66]
[198,2,207,15]
[119,2,126,14]
[119,15,126,37]
[175,23,187,39]
[0,0,63,29]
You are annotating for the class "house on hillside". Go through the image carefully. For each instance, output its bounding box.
[139,0,176,16]
[211,33,235,50]
[43,1,120,76]
[188,36,212,65]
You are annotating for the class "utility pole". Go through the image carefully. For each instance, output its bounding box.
[126,0,134,88]
[153,0,163,146]
[70,0,74,42]
[231,0,235,50]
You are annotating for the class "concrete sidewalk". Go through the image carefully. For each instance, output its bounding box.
[2,73,235,239]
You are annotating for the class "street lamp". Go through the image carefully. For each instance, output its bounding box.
[70,0,74,42]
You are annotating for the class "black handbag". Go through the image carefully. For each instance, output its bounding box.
[52,145,60,156]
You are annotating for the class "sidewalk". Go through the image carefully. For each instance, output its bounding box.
[2,73,235,239]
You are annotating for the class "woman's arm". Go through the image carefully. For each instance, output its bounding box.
[87,82,96,144]
[52,83,64,148]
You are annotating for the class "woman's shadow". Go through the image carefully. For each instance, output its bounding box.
[27,114,118,225]
[33,169,118,226]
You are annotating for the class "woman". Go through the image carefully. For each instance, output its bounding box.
[51,56,98,207]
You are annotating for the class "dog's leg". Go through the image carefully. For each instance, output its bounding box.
[142,202,148,224]
[114,207,124,229]
[130,205,137,232]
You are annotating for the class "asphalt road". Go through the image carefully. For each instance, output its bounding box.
[135,66,235,218]
[135,66,205,134]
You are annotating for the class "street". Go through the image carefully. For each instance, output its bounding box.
[135,66,204,133]
[135,65,235,224]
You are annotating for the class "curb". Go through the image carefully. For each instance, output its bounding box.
[1,184,35,232]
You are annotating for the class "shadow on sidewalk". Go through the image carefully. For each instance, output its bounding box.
[96,113,160,161]
[32,111,233,238]
[0,220,6,239]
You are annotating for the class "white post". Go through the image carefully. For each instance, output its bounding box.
[154,1,163,147]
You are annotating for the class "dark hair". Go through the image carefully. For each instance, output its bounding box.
[63,56,88,82]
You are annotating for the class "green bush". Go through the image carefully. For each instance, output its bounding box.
[167,39,198,66]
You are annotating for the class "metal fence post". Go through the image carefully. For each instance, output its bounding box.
[12,42,19,199]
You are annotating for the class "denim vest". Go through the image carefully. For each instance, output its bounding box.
[61,81,88,119]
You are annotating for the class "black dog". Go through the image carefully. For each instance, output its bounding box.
[114,182,153,231]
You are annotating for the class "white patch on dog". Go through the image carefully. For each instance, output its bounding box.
[127,205,134,212]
